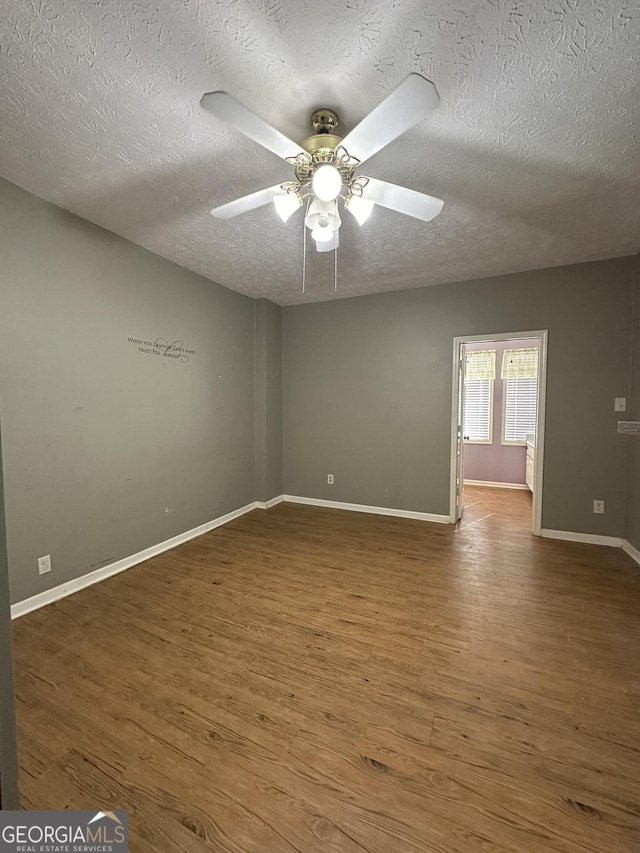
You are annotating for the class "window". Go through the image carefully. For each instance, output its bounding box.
[501,348,538,444]
[463,350,495,444]
[464,378,493,442]
[503,377,537,443]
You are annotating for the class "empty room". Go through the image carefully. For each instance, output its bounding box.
[1,2,639,851]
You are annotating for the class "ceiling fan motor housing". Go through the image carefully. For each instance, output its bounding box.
[282,108,355,188]
[311,109,339,134]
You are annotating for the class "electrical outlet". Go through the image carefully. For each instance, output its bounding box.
[38,554,52,575]
[593,500,604,514]
[615,398,627,412]
[327,474,334,485]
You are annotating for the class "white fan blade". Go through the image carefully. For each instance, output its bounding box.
[210,184,285,219]
[341,74,440,165]
[201,91,306,161]
[363,178,443,222]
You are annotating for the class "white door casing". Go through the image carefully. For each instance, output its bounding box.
[449,331,548,535]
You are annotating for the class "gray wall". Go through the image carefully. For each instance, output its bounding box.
[254,299,283,503]
[283,257,635,537]
[0,422,19,807]
[0,178,261,605]
[1,172,635,617]
[626,258,640,550]
[463,339,536,485]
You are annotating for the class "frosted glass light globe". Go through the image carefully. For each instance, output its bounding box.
[311,226,335,243]
[273,192,302,223]
[304,198,341,232]
[312,165,341,201]
[345,195,375,226]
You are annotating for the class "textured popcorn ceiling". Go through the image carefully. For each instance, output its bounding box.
[1,1,638,305]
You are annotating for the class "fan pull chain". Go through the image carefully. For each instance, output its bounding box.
[334,235,338,292]
[302,223,306,295]
[302,197,310,295]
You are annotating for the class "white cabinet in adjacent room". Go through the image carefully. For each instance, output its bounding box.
[525,434,535,493]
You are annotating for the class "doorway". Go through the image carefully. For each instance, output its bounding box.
[449,331,548,534]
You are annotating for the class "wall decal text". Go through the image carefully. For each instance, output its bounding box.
[128,336,196,363]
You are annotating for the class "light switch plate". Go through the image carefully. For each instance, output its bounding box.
[615,397,627,412]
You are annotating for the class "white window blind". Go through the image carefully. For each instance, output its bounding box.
[504,377,537,443]
[463,350,495,443]
[464,379,492,442]
[501,347,538,444]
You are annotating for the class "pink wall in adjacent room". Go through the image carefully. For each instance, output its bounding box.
[464,338,538,485]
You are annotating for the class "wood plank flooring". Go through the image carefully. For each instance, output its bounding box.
[12,489,640,852]
[459,484,533,533]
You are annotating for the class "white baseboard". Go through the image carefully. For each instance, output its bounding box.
[282,494,449,524]
[11,501,262,620]
[540,529,623,547]
[12,497,635,621]
[11,493,445,619]
[622,539,640,566]
[260,495,284,509]
[464,480,529,490]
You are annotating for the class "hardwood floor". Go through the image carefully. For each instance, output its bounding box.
[12,492,640,852]
[459,484,533,533]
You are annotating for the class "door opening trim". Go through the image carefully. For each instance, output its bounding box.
[449,330,548,535]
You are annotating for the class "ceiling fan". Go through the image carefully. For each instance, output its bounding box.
[200,73,444,253]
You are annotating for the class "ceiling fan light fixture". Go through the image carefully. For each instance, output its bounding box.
[312,164,341,201]
[311,225,335,243]
[345,194,375,226]
[273,191,302,223]
[315,230,339,253]
[305,198,341,232]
